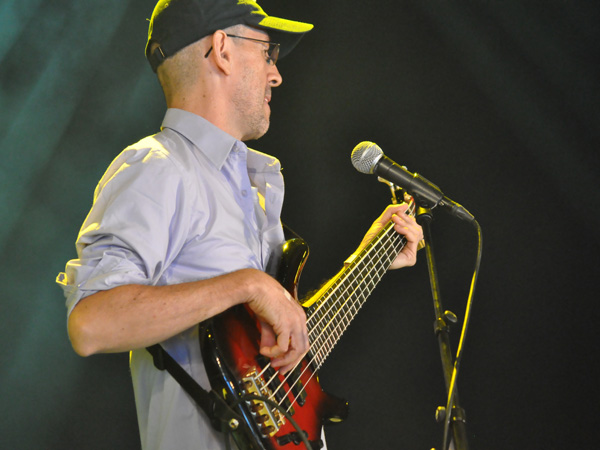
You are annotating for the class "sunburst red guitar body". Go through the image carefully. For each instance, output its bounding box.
[200,238,349,449]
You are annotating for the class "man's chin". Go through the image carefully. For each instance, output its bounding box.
[242,122,270,142]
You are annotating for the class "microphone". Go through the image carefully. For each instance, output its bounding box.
[351,141,474,222]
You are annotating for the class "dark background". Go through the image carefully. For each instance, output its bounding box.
[1,0,598,448]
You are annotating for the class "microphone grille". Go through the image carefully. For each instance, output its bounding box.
[351,141,383,174]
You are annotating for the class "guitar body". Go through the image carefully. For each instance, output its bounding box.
[200,239,349,449]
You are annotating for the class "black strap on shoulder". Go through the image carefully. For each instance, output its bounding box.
[145,344,242,432]
[282,222,303,241]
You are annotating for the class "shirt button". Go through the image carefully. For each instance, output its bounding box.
[241,189,248,197]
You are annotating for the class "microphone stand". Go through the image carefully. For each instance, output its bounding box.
[416,206,469,450]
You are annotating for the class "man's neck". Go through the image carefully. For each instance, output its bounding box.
[166,83,244,141]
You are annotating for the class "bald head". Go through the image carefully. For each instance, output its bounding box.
[155,24,246,106]
[153,25,282,141]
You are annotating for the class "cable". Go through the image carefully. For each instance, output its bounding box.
[441,219,483,450]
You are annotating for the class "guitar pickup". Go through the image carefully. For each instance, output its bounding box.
[276,432,324,449]
[289,365,307,407]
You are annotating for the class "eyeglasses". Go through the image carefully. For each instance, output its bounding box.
[204,34,280,65]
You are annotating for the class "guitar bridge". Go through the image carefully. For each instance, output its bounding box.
[242,368,285,437]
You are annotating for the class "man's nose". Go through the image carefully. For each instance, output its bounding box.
[269,65,282,87]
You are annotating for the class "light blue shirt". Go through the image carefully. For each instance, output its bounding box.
[57,108,286,449]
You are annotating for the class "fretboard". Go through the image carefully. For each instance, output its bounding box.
[305,218,409,370]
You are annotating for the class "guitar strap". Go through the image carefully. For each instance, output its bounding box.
[282,222,303,241]
[145,343,241,433]
[145,222,299,436]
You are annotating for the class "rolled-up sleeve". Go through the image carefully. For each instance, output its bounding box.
[58,140,193,315]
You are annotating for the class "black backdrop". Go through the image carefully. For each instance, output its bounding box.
[1,1,599,449]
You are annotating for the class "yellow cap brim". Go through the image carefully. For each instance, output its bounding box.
[258,16,314,34]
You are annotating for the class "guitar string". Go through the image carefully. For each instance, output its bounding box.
[306,203,413,351]
[278,230,405,413]
[254,223,397,385]
[258,213,411,409]
[254,227,398,409]
[255,203,415,411]
[265,223,405,411]
[268,202,416,378]
[311,227,405,365]
[307,228,402,366]
[296,201,414,370]
[266,205,414,406]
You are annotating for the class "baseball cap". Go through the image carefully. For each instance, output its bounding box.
[146,0,314,72]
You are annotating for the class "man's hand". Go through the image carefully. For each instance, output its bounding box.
[244,270,309,373]
[355,203,424,270]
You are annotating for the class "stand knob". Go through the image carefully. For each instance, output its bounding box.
[434,406,467,424]
[444,310,458,324]
[435,406,446,423]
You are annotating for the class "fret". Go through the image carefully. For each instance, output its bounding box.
[305,210,412,369]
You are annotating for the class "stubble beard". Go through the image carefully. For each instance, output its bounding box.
[233,69,270,141]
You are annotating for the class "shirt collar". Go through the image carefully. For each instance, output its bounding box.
[161,108,237,170]
[160,108,281,173]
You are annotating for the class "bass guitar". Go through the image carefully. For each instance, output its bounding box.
[200,199,415,449]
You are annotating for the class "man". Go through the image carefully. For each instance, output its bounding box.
[57,0,424,449]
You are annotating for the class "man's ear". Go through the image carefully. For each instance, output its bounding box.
[209,30,233,76]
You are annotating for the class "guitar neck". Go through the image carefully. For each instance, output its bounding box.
[305,219,408,369]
